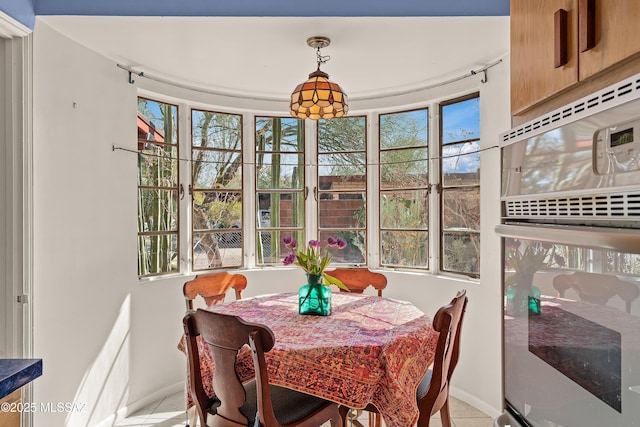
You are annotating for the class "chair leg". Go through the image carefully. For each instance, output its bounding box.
[367,412,381,427]
[339,406,352,427]
[439,399,452,427]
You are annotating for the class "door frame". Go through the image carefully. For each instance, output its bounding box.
[0,10,33,360]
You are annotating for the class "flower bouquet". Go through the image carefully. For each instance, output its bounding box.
[283,236,349,315]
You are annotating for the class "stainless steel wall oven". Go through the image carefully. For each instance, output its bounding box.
[497,73,640,427]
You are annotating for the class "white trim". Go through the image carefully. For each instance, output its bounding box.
[2,32,32,359]
[451,385,503,419]
[0,30,33,426]
[0,11,31,39]
[0,33,7,359]
[20,33,34,361]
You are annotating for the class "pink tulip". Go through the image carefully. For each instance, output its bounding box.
[283,252,296,265]
[283,236,297,249]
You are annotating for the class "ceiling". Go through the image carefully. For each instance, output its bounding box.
[37,1,510,102]
[34,0,510,18]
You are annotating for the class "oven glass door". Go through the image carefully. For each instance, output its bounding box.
[497,223,640,427]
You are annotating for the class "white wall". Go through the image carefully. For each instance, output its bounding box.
[32,19,509,425]
[32,20,183,426]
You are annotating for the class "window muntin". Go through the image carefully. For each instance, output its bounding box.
[440,94,480,277]
[317,116,367,264]
[255,117,305,265]
[191,109,243,270]
[379,109,429,268]
[135,93,483,279]
[137,97,180,277]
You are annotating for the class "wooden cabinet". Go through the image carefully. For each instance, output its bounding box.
[579,1,640,80]
[511,0,640,116]
[511,0,578,115]
[0,389,21,427]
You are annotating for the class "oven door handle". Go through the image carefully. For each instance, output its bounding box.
[495,223,640,255]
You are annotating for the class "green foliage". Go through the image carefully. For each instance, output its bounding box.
[443,235,479,274]
[137,99,179,276]
[380,192,428,229]
[379,110,428,150]
[208,199,242,228]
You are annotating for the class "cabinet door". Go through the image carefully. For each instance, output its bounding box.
[579,0,640,80]
[511,0,578,114]
[0,389,21,427]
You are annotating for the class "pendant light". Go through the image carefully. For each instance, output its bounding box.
[290,36,349,120]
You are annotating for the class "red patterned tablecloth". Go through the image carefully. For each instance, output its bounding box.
[186,292,439,427]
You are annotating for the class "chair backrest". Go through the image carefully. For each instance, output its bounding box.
[183,309,277,427]
[324,268,387,296]
[183,271,248,310]
[419,289,468,418]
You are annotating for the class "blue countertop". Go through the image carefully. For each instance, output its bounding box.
[0,359,43,399]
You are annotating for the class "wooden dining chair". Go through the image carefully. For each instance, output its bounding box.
[359,289,468,427]
[324,267,387,296]
[414,289,468,427]
[183,271,248,311]
[183,271,247,427]
[183,308,345,427]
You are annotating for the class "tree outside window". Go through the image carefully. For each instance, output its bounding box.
[440,94,480,277]
[136,94,483,277]
[191,109,243,270]
[137,97,179,277]
[379,109,429,268]
[255,117,305,265]
[317,116,367,264]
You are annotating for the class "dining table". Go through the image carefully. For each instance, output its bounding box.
[182,291,439,427]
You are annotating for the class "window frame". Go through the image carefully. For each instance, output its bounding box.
[134,91,482,279]
[316,115,368,265]
[438,92,481,278]
[137,96,181,278]
[190,107,244,271]
[254,115,306,266]
[378,107,430,270]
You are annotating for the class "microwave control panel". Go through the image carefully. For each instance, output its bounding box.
[594,118,640,175]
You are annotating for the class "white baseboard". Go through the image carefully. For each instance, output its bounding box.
[450,386,503,420]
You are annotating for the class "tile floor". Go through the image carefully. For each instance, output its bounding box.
[115,390,495,427]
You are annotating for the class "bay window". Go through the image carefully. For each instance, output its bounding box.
[136,92,481,278]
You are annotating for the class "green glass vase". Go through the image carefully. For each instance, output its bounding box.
[506,283,541,316]
[298,274,332,316]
